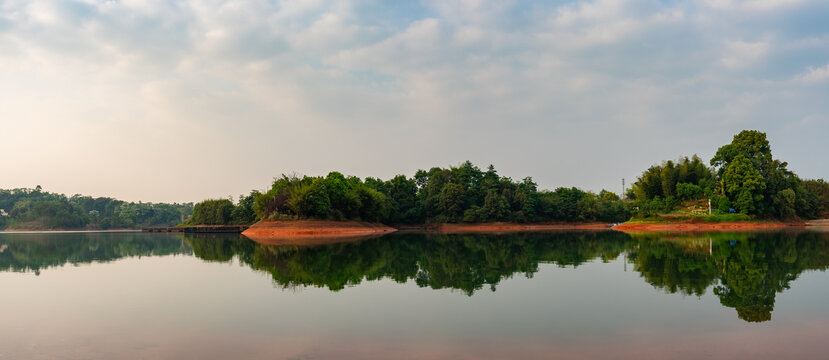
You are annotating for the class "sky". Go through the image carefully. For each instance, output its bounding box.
[1,0,828,204]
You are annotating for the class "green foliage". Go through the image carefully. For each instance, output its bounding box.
[703,213,751,222]
[717,196,732,213]
[188,193,260,226]
[231,191,259,224]
[676,183,703,200]
[711,130,773,176]
[633,130,823,219]
[0,187,192,230]
[801,179,829,217]
[8,200,88,229]
[246,162,631,224]
[723,154,766,214]
[188,199,234,225]
[633,155,714,201]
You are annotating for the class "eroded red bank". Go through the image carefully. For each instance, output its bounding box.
[241,220,813,244]
[610,221,802,232]
[242,221,611,244]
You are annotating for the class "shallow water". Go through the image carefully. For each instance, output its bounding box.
[1,230,828,359]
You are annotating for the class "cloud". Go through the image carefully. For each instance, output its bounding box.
[796,63,829,83]
[0,0,827,202]
[700,0,807,11]
[720,40,770,69]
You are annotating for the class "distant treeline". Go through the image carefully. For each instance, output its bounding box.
[187,162,631,225]
[0,186,193,230]
[631,130,829,219]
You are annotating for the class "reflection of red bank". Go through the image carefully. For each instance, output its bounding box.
[242,220,396,246]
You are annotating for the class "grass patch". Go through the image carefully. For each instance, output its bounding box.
[627,213,755,224]
[703,213,753,222]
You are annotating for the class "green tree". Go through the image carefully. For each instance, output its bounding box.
[188,199,234,225]
[439,183,466,222]
[723,155,766,214]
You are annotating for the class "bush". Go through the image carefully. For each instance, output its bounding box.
[676,183,703,200]
[188,199,234,225]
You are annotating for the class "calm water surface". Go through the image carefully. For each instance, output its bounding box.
[1,230,828,359]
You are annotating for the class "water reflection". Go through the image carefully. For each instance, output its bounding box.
[186,231,632,295]
[2,230,828,323]
[629,232,829,322]
[0,232,192,275]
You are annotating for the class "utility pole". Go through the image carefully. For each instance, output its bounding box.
[622,178,625,198]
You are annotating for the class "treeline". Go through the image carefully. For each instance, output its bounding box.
[187,162,631,225]
[631,130,829,219]
[0,186,193,230]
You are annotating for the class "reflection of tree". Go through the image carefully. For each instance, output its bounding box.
[185,231,633,295]
[630,231,829,323]
[632,237,719,296]
[9,230,825,323]
[0,232,192,275]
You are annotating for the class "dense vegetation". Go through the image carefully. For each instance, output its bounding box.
[631,130,828,219]
[0,186,193,230]
[188,162,631,225]
[183,195,256,226]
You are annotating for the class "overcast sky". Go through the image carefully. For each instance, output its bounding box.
[1,0,828,203]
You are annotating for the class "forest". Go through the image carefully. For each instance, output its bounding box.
[630,130,829,219]
[187,162,631,225]
[0,186,193,230]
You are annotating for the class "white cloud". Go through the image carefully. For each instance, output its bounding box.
[720,40,769,69]
[700,0,807,11]
[0,0,827,201]
[796,64,829,83]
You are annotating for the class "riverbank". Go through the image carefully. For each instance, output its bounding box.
[612,220,803,232]
[397,222,611,234]
[143,225,249,233]
[241,220,397,244]
[2,228,139,232]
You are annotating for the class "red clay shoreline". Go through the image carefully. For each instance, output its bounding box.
[242,220,822,241]
[2,228,140,232]
[242,220,397,244]
[398,222,612,233]
[611,221,805,233]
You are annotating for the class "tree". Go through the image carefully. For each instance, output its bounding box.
[711,130,773,177]
[723,155,766,214]
[189,199,234,225]
[439,183,466,222]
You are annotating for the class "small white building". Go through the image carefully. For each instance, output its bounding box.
[0,209,7,216]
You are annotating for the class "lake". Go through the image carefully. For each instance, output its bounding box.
[1,230,828,359]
